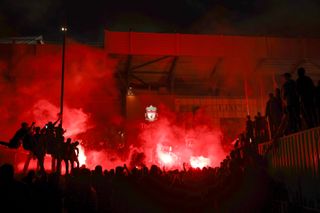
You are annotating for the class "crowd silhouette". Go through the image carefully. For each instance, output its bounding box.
[0,116,290,212]
[245,67,320,144]
[0,116,80,175]
[0,67,319,212]
[0,140,289,213]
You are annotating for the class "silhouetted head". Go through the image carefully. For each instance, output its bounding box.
[297,67,305,77]
[47,122,54,130]
[131,167,139,177]
[109,169,115,177]
[246,115,251,120]
[257,112,261,117]
[66,138,72,143]
[35,127,41,133]
[21,122,28,128]
[269,93,274,98]
[275,88,281,97]
[115,166,125,177]
[0,164,14,183]
[150,165,159,176]
[94,165,103,176]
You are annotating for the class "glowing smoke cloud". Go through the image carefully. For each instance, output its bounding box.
[0,41,229,171]
[157,144,177,167]
[190,156,211,169]
[30,100,90,166]
[138,111,227,169]
[30,99,91,138]
[78,144,87,166]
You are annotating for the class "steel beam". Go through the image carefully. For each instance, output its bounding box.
[133,71,169,75]
[130,56,171,71]
[167,57,178,93]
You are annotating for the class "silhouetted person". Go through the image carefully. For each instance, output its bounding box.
[0,164,31,212]
[266,93,283,138]
[275,88,282,102]
[32,127,47,173]
[62,138,72,175]
[2,122,34,149]
[54,123,65,174]
[275,88,284,116]
[238,133,248,149]
[296,67,316,128]
[246,115,254,142]
[70,141,80,170]
[261,115,269,142]
[45,117,60,172]
[21,122,38,174]
[275,88,284,114]
[65,167,97,213]
[254,115,261,142]
[281,73,300,133]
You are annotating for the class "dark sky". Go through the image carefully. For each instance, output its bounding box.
[1,0,320,42]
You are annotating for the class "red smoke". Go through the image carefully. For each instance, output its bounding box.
[0,41,120,144]
[82,109,227,170]
[0,41,228,171]
[137,111,226,169]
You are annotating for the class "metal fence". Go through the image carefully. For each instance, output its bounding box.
[258,127,320,177]
[258,127,320,209]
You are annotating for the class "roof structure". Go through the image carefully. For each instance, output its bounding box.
[105,31,320,96]
[0,36,44,45]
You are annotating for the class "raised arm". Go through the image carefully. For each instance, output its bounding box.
[52,117,61,127]
[75,147,79,156]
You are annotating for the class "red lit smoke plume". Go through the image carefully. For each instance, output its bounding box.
[0,41,229,170]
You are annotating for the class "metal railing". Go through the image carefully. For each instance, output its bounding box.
[258,127,320,209]
[258,127,320,177]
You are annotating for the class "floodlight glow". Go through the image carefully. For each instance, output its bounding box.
[127,87,134,96]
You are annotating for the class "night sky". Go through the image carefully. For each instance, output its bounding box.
[1,0,320,42]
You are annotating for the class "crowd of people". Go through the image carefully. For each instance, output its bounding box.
[245,113,269,144]
[244,67,320,144]
[0,116,291,212]
[1,67,319,212]
[0,138,289,213]
[0,111,295,212]
[0,117,80,175]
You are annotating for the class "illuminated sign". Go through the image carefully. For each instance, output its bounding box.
[145,105,158,122]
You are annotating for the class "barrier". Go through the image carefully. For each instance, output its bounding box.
[258,127,320,209]
[258,127,320,177]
